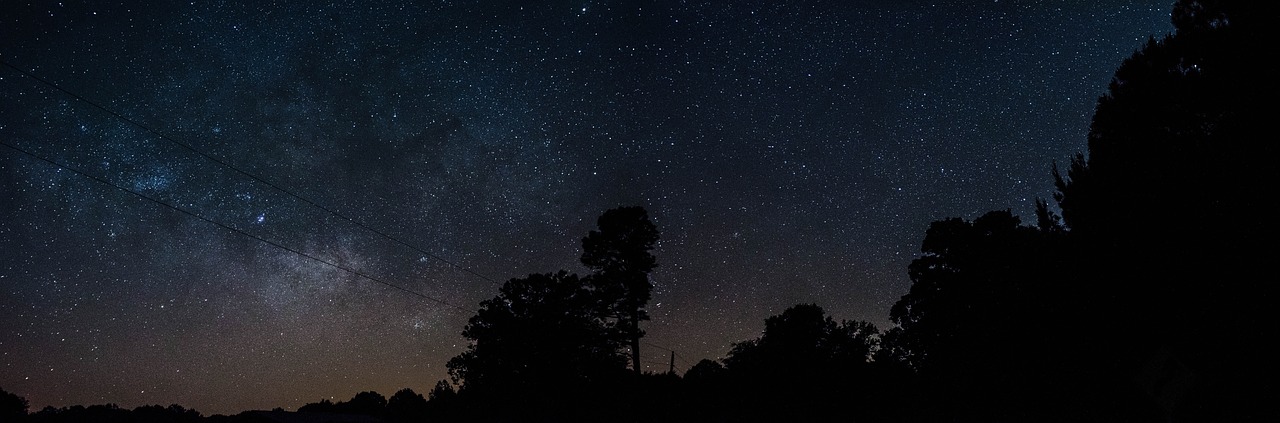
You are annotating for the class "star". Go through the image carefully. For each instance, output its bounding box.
[0,0,1174,414]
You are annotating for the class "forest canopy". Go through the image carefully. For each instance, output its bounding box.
[4,1,1274,422]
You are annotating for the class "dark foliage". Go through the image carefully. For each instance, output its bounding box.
[1051,1,1276,420]
[1,388,27,422]
[295,399,335,414]
[885,211,1129,421]
[724,304,878,375]
[581,206,661,374]
[384,388,425,422]
[446,271,626,392]
[437,206,663,421]
[295,391,389,420]
[420,381,459,422]
[444,270,628,421]
[884,1,1279,420]
[26,403,203,423]
[342,392,386,417]
[677,304,897,422]
[12,3,1275,420]
[681,359,724,383]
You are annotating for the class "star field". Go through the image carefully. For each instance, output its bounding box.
[2,1,1171,415]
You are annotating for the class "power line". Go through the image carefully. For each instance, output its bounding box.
[0,140,471,313]
[0,58,499,286]
[1,59,693,358]
[642,340,678,353]
[641,340,689,367]
[5,126,690,361]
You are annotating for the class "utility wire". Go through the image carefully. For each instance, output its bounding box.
[0,140,470,313]
[3,125,687,358]
[641,340,689,368]
[1,59,688,359]
[0,58,498,285]
[643,340,678,353]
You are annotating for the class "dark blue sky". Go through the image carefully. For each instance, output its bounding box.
[2,0,1171,414]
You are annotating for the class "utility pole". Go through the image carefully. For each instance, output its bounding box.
[669,350,676,374]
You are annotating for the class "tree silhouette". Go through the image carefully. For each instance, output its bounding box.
[131,404,203,423]
[342,391,386,417]
[724,304,877,375]
[24,403,206,423]
[296,398,336,413]
[882,1,1277,419]
[295,391,387,418]
[692,304,884,421]
[581,206,660,375]
[421,381,460,421]
[1048,1,1277,419]
[427,380,456,403]
[682,359,725,383]
[29,404,128,423]
[1171,0,1276,33]
[889,211,1052,372]
[437,207,666,421]
[885,210,1109,420]
[385,388,426,422]
[446,271,626,421]
[1,388,27,422]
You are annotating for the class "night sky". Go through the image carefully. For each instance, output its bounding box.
[2,1,1171,415]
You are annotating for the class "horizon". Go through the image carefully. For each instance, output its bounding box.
[1,1,1173,415]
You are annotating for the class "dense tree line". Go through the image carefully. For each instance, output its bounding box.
[439,206,660,421]
[874,0,1277,420]
[0,396,206,423]
[3,0,1272,421]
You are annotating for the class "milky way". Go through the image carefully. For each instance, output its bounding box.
[2,1,1171,415]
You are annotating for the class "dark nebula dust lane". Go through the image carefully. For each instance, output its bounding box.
[1,1,1171,415]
